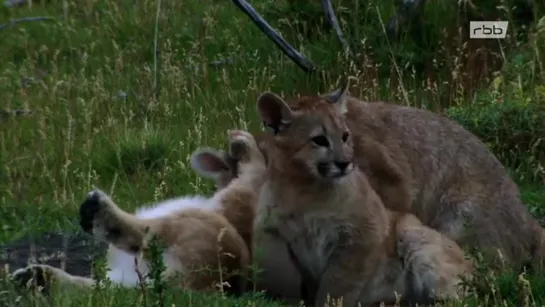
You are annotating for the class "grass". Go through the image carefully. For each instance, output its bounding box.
[0,0,544,306]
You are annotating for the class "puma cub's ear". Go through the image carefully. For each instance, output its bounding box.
[321,76,354,115]
[257,92,294,134]
[190,148,230,179]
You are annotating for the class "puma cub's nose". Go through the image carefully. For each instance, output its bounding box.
[334,161,350,171]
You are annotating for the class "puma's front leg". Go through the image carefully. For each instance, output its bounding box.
[315,265,363,307]
[315,249,399,307]
[79,189,153,254]
[285,241,318,307]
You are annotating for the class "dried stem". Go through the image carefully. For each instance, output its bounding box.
[320,0,355,60]
[0,16,55,31]
[230,0,316,73]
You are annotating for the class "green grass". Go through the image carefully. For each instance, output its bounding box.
[1,0,544,306]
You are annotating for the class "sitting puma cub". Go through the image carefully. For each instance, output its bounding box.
[12,130,265,295]
[253,92,474,307]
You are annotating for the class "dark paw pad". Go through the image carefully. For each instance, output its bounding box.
[229,142,249,161]
[228,131,254,160]
[12,266,50,293]
[79,191,102,233]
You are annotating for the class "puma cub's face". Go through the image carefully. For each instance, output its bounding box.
[285,109,355,180]
[257,78,355,180]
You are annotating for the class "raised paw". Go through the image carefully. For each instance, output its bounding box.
[79,189,120,241]
[12,264,55,293]
[228,130,259,162]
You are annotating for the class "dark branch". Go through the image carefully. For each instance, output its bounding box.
[3,0,28,8]
[0,16,55,31]
[386,0,427,40]
[320,0,355,60]
[209,57,234,68]
[230,0,317,73]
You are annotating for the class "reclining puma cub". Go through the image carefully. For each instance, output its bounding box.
[250,96,474,307]
[191,132,304,304]
[255,78,545,270]
[12,130,265,295]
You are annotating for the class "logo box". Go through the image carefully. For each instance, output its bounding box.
[470,21,509,39]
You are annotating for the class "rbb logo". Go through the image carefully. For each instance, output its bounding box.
[475,25,504,35]
[470,21,509,39]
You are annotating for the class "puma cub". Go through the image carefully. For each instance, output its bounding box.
[256,78,545,270]
[253,93,473,307]
[12,130,265,295]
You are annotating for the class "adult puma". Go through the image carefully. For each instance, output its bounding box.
[248,95,474,307]
[12,130,265,295]
[255,77,545,270]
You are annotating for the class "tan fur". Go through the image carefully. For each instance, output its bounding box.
[256,134,471,306]
[193,131,305,304]
[395,214,473,301]
[199,138,266,253]
[90,193,250,291]
[13,196,250,293]
[192,131,271,191]
[256,78,545,270]
[249,104,473,306]
[12,131,266,295]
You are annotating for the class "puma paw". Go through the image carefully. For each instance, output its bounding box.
[12,264,55,293]
[79,189,121,241]
[228,130,259,162]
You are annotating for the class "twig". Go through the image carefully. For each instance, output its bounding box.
[0,16,55,31]
[152,0,162,104]
[134,257,148,304]
[376,6,411,106]
[230,0,316,73]
[209,57,234,68]
[320,0,355,60]
[3,0,28,8]
[0,109,32,117]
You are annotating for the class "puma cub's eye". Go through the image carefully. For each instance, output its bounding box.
[342,131,350,142]
[311,135,330,147]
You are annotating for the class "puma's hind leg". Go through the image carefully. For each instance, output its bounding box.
[396,214,474,304]
[79,189,158,255]
[210,129,268,250]
[225,129,267,189]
